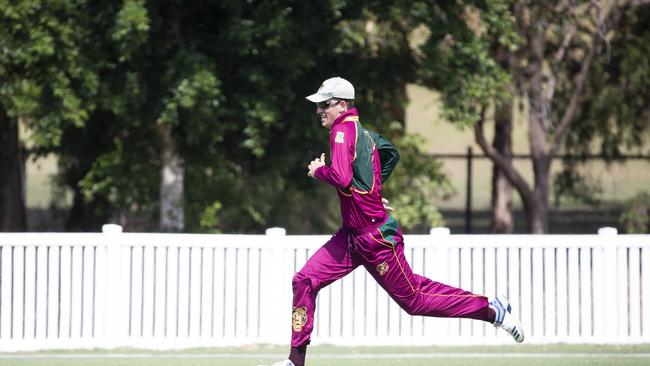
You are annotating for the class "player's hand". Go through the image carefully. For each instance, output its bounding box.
[307,153,326,178]
[382,197,395,212]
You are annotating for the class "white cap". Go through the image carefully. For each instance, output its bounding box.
[305,77,355,103]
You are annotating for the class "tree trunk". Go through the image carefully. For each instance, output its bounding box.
[528,196,548,234]
[491,101,514,233]
[0,107,27,231]
[491,43,515,234]
[525,24,552,234]
[531,151,552,233]
[526,99,553,234]
[159,123,184,232]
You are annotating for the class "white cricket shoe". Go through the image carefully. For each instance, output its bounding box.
[256,359,294,366]
[489,294,524,343]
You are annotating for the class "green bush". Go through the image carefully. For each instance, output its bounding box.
[620,192,650,234]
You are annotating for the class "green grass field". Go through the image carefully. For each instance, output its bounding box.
[2,344,650,366]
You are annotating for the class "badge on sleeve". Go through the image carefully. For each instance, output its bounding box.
[335,131,345,144]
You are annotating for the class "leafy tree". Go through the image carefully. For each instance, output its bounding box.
[417,0,650,233]
[619,192,650,233]
[382,132,453,231]
[396,1,519,233]
[47,0,449,233]
[558,3,650,205]
[0,0,98,231]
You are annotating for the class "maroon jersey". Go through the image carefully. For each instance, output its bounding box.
[314,108,399,232]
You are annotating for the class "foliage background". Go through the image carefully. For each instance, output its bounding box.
[3,0,649,233]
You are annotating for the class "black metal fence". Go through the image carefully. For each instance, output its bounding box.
[433,147,650,234]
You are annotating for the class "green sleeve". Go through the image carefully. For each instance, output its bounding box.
[369,131,400,183]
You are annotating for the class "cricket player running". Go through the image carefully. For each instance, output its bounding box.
[260,77,524,366]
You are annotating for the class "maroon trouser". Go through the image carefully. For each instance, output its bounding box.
[290,217,490,347]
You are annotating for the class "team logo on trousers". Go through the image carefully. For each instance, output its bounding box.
[292,306,307,332]
[377,261,389,276]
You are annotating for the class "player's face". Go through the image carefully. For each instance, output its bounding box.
[316,99,344,129]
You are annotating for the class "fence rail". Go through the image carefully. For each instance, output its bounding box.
[0,226,648,351]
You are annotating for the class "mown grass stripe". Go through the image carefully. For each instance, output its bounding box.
[1,352,649,359]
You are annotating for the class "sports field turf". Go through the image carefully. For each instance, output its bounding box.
[2,344,650,366]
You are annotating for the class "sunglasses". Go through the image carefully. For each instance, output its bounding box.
[316,100,339,110]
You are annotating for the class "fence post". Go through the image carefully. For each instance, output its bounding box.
[259,228,291,344]
[430,227,451,285]
[101,224,128,348]
[428,227,452,338]
[599,227,618,342]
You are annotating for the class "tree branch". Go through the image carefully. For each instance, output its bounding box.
[474,106,533,202]
[550,8,604,156]
[554,25,577,65]
[545,23,577,121]
[550,0,647,159]
[394,18,423,69]
[630,0,650,6]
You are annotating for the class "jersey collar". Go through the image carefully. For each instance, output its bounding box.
[332,108,359,127]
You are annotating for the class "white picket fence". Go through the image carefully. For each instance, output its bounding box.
[0,226,648,351]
